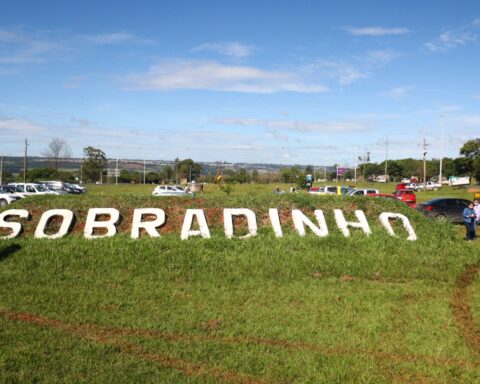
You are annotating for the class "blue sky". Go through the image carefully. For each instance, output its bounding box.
[1,0,480,167]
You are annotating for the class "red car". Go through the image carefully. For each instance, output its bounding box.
[368,192,416,208]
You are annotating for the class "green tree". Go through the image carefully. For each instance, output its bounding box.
[280,166,301,183]
[82,146,107,183]
[460,138,480,182]
[251,169,259,183]
[385,160,404,181]
[177,159,201,181]
[146,172,159,184]
[442,158,456,178]
[160,165,174,183]
[118,170,132,183]
[454,157,473,177]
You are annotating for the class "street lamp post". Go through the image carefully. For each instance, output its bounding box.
[358,151,370,182]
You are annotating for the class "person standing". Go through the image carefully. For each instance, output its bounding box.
[463,202,477,241]
[473,199,480,237]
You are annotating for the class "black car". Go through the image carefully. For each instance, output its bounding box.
[416,198,472,223]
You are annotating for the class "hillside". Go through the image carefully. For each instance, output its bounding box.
[1,193,480,383]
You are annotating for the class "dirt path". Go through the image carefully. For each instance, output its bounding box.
[451,264,480,356]
[1,306,476,383]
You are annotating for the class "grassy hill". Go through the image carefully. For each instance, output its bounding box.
[1,189,479,383]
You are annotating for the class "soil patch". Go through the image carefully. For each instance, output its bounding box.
[450,264,480,356]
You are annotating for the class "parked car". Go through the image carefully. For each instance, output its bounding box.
[416,198,472,223]
[423,181,442,191]
[309,186,352,195]
[40,181,85,194]
[8,183,59,196]
[0,185,22,207]
[392,189,417,206]
[0,185,26,199]
[406,182,425,191]
[347,188,379,196]
[152,185,193,197]
[66,183,87,193]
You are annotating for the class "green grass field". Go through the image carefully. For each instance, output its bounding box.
[1,183,479,383]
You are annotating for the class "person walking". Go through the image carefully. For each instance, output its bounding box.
[463,202,477,241]
[473,199,480,237]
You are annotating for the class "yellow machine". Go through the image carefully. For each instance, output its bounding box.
[469,188,480,200]
[213,170,224,189]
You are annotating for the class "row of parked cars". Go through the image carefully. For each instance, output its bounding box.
[0,181,86,206]
[308,186,417,208]
[307,185,478,223]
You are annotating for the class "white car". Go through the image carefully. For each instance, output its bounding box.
[347,188,380,196]
[0,185,25,200]
[0,186,22,207]
[8,183,60,196]
[152,185,193,197]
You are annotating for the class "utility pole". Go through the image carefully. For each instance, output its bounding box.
[23,139,28,184]
[358,151,370,182]
[421,138,429,186]
[439,114,444,183]
[0,155,3,185]
[384,137,389,182]
[354,156,357,183]
[143,159,146,184]
[115,159,119,186]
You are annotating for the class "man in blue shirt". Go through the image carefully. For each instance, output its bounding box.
[463,202,477,241]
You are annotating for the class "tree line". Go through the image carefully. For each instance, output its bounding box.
[2,138,479,185]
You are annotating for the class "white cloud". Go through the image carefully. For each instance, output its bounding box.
[0,27,154,66]
[435,104,464,113]
[213,117,371,133]
[303,59,368,85]
[0,116,48,135]
[425,19,480,52]
[0,28,21,43]
[124,60,329,93]
[78,32,153,45]
[450,114,480,126]
[365,49,401,65]
[192,42,257,58]
[381,86,414,100]
[345,26,410,36]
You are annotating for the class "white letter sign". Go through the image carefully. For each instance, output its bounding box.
[131,208,166,239]
[379,212,417,241]
[0,209,29,240]
[224,208,257,239]
[292,209,329,237]
[181,209,210,240]
[334,209,372,237]
[84,208,120,239]
[34,209,74,239]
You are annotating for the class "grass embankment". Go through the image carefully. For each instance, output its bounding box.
[1,192,480,383]
[84,181,476,203]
